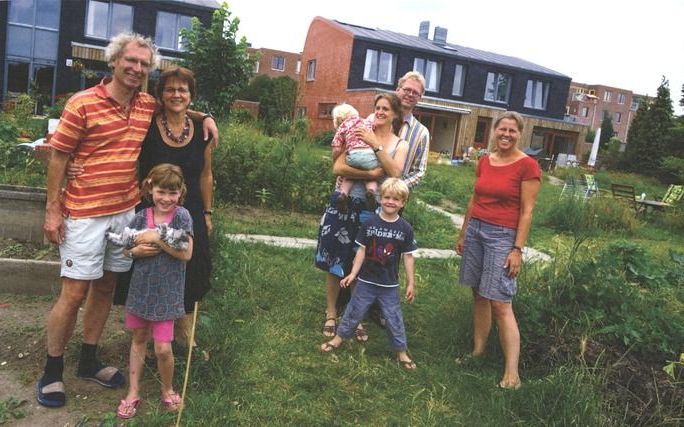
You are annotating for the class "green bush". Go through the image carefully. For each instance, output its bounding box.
[212,122,332,213]
[313,129,335,147]
[543,196,640,235]
[45,93,72,119]
[518,239,684,358]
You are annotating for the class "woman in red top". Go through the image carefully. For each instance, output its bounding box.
[455,111,541,390]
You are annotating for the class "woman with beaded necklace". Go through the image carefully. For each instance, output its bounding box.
[120,66,214,349]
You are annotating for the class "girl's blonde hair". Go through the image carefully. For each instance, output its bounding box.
[141,163,187,204]
[380,177,410,203]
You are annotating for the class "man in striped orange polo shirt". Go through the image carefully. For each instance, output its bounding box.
[37,33,217,408]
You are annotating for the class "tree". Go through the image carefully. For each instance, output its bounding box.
[180,3,256,117]
[599,115,614,150]
[238,75,298,133]
[680,83,684,108]
[622,77,674,175]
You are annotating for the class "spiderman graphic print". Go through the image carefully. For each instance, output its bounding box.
[355,214,417,287]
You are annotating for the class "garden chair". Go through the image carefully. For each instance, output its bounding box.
[578,174,599,199]
[662,184,683,205]
[559,176,576,199]
[611,183,640,213]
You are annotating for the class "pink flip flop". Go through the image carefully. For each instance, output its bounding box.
[117,398,142,419]
[161,392,182,412]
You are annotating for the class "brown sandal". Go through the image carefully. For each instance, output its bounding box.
[323,317,337,337]
[398,358,417,370]
[355,326,369,343]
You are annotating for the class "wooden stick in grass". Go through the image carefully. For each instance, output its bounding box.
[175,302,199,427]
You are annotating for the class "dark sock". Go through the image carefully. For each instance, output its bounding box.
[42,354,64,385]
[77,343,99,374]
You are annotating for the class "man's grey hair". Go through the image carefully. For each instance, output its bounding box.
[105,32,159,70]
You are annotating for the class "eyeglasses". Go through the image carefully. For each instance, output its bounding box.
[401,87,422,97]
[163,87,190,95]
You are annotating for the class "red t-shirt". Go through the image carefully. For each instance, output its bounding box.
[470,155,541,229]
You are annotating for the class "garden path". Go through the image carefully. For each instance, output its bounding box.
[226,201,551,263]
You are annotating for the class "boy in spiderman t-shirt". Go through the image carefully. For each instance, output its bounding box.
[320,178,418,370]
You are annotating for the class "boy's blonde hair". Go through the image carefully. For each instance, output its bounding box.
[331,103,359,128]
[380,178,410,202]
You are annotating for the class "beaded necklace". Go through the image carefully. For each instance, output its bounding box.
[161,113,190,145]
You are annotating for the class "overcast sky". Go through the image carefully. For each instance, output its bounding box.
[229,0,684,115]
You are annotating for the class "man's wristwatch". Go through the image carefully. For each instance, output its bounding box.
[202,112,215,121]
[373,145,384,153]
[124,248,135,259]
[512,245,523,253]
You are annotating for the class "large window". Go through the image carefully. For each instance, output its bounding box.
[5,0,61,105]
[271,56,285,71]
[484,72,511,104]
[603,91,612,102]
[156,11,192,50]
[451,64,466,96]
[524,79,550,110]
[617,93,626,104]
[306,60,316,81]
[413,57,441,92]
[363,49,396,85]
[614,112,622,123]
[85,0,132,40]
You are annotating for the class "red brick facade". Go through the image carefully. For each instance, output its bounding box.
[298,17,378,136]
[248,47,301,81]
[566,82,645,142]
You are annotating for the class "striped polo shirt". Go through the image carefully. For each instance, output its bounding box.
[399,114,430,190]
[49,78,157,218]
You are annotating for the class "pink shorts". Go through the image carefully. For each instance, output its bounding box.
[124,312,175,343]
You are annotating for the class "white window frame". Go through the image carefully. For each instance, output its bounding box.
[271,55,285,71]
[155,11,192,51]
[614,112,622,123]
[581,106,589,117]
[363,48,396,85]
[306,59,316,81]
[617,93,626,104]
[296,59,301,74]
[85,0,132,40]
[413,57,441,92]
[603,91,612,102]
[524,79,550,110]
[451,64,465,96]
[484,71,512,104]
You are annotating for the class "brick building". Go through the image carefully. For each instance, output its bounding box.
[248,47,301,81]
[298,17,587,160]
[566,82,647,144]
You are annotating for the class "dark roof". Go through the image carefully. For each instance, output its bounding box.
[335,21,569,79]
[165,0,220,9]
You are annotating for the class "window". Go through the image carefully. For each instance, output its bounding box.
[85,0,132,40]
[602,110,609,119]
[630,99,639,111]
[271,56,285,71]
[413,57,441,92]
[318,103,335,118]
[484,72,512,104]
[451,64,466,96]
[581,107,589,117]
[5,0,61,105]
[524,79,550,110]
[614,112,622,123]
[363,49,396,84]
[617,93,626,104]
[155,11,192,50]
[253,60,260,73]
[603,91,612,102]
[306,59,316,81]
[296,60,301,74]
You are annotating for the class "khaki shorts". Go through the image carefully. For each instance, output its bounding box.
[59,209,135,280]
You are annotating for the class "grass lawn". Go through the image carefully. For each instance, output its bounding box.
[132,232,608,425]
